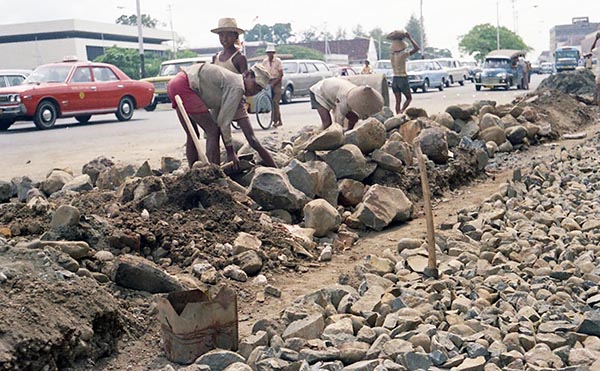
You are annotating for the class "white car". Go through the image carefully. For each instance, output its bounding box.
[434,58,470,86]
[373,60,393,86]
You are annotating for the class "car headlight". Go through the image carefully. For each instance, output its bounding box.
[8,94,21,103]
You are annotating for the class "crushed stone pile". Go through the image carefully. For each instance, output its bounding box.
[537,69,598,103]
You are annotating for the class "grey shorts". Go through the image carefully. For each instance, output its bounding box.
[392,76,410,94]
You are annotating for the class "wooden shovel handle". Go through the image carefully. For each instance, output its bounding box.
[174,95,209,165]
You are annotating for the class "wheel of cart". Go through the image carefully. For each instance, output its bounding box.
[244,87,274,130]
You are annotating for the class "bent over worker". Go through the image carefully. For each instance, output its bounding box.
[167,63,277,168]
[309,77,384,130]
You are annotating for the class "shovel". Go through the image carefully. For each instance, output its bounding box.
[174,95,209,165]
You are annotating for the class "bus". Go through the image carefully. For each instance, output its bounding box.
[554,46,581,72]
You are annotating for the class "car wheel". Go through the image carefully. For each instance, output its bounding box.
[459,78,465,86]
[33,100,58,130]
[446,77,451,87]
[116,96,135,121]
[144,102,157,112]
[412,88,417,93]
[438,81,444,91]
[475,85,481,91]
[282,86,293,104]
[0,119,15,131]
[422,79,429,93]
[75,115,91,124]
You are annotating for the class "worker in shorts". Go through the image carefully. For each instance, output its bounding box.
[388,30,420,114]
[309,77,384,130]
[167,63,276,169]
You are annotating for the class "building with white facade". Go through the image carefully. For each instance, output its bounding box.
[0,19,173,69]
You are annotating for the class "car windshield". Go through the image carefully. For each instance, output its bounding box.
[25,65,72,84]
[160,63,193,76]
[282,62,298,74]
[437,60,452,68]
[556,50,579,59]
[484,59,510,68]
[407,61,427,72]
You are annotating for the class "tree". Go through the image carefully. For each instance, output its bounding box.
[116,14,161,28]
[299,28,319,43]
[272,23,293,44]
[405,14,426,59]
[94,46,141,79]
[459,24,531,62]
[334,27,347,41]
[245,24,273,43]
[254,45,324,60]
[352,25,367,39]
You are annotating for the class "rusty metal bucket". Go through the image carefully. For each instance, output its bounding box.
[157,287,238,364]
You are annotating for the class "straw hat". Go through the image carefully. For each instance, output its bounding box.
[265,44,276,53]
[386,30,407,40]
[347,86,384,117]
[211,18,244,34]
[250,64,270,90]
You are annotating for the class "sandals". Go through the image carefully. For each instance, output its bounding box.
[273,121,283,128]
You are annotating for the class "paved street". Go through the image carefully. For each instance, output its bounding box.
[0,75,544,180]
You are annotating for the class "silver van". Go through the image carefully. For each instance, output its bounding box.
[280,60,333,103]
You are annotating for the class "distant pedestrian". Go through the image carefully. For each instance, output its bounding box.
[591,32,600,106]
[361,60,373,75]
[262,44,284,128]
[309,77,384,130]
[388,30,420,114]
[584,53,593,70]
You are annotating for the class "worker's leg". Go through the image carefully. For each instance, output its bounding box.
[391,77,403,115]
[235,117,277,167]
[345,112,359,131]
[310,91,332,129]
[272,83,283,126]
[399,77,412,113]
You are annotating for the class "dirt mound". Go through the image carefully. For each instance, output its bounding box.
[537,69,598,101]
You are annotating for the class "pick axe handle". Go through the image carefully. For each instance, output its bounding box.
[174,94,209,165]
[415,145,438,272]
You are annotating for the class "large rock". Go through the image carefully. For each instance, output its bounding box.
[11,176,34,202]
[505,125,528,145]
[338,179,365,207]
[248,168,309,212]
[305,123,345,151]
[284,160,319,199]
[351,185,413,231]
[282,314,325,340]
[460,121,480,139]
[399,118,431,144]
[0,181,11,203]
[62,174,93,193]
[111,254,183,293]
[305,161,338,206]
[160,157,181,173]
[82,156,115,185]
[41,170,74,196]
[371,149,403,172]
[478,126,506,146]
[432,112,455,130]
[96,164,137,190]
[303,199,341,237]
[345,118,387,154]
[194,350,246,371]
[415,127,449,164]
[51,205,81,229]
[479,113,502,131]
[380,140,413,166]
[500,114,520,129]
[233,250,263,276]
[322,144,374,181]
[446,104,476,120]
[384,115,409,131]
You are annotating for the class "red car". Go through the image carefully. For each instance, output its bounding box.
[0,59,154,131]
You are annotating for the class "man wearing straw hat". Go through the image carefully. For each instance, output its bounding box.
[211,18,247,74]
[309,77,384,130]
[262,44,284,128]
[388,30,420,114]
[167,62,276,169]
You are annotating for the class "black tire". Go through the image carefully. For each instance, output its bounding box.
[475,85,482,91]
[144,102,157,112]
[281,86,293,104]
[33,100,58,130]
[75,115,91,124]
[411,88,418,93]
[0,119,14,131]
[446,77,451,87]
[422,79,429,93]
[438,81,444,91]
[459,78,465,86]
[255,93,274,130]
[505,78,512,90]
[115,96,134,121]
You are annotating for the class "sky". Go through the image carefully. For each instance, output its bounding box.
[2,1,600,60]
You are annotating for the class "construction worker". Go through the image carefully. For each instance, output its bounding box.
[262,44,284,128]
[166,63,276,169]
[361,60,373,75]
[212,18,247,74]
[309,77,384,130]
[388,30,420,114]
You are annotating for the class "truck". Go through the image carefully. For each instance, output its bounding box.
[554,46,581,73]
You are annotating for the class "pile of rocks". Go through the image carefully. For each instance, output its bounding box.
[164,131,600,371]
[538,68,598,103]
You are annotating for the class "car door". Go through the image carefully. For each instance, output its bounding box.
[431,62,444,86]
[91,66,122,110]
[295,62,309,94]
[67,66,98,113]
[305,62,321,89]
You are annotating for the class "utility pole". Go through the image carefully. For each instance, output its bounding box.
[136,0,146,78]
[420,0,425,59]
[167,4,176,56]
[496,0,501,50]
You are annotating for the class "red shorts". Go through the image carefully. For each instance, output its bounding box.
[167,72,209,114]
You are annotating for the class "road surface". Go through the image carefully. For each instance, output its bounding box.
[0,75,545,180]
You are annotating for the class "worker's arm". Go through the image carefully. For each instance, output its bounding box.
[407,34,421,56]
[216,87,245,147]
[233,53,248,74]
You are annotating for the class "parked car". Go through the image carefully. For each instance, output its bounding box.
[142,56,211,111]
[530,63,542,74]
[0,70,31,88]
[280,59,333,104]
[328,64,358,77]
[474,49,527,91]
[406,59,449,93]
[540,62,554,74]
[373,60,393,86]
[459,60,481,82]
[434,58,469,86]
[0,58,154,131]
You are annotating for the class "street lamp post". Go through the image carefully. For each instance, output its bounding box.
[420,0,425,59]
[167,4,176,56]
[136,0,146,78]
[496,0,500,50]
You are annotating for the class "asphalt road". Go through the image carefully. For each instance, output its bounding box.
[0,74,545,181]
